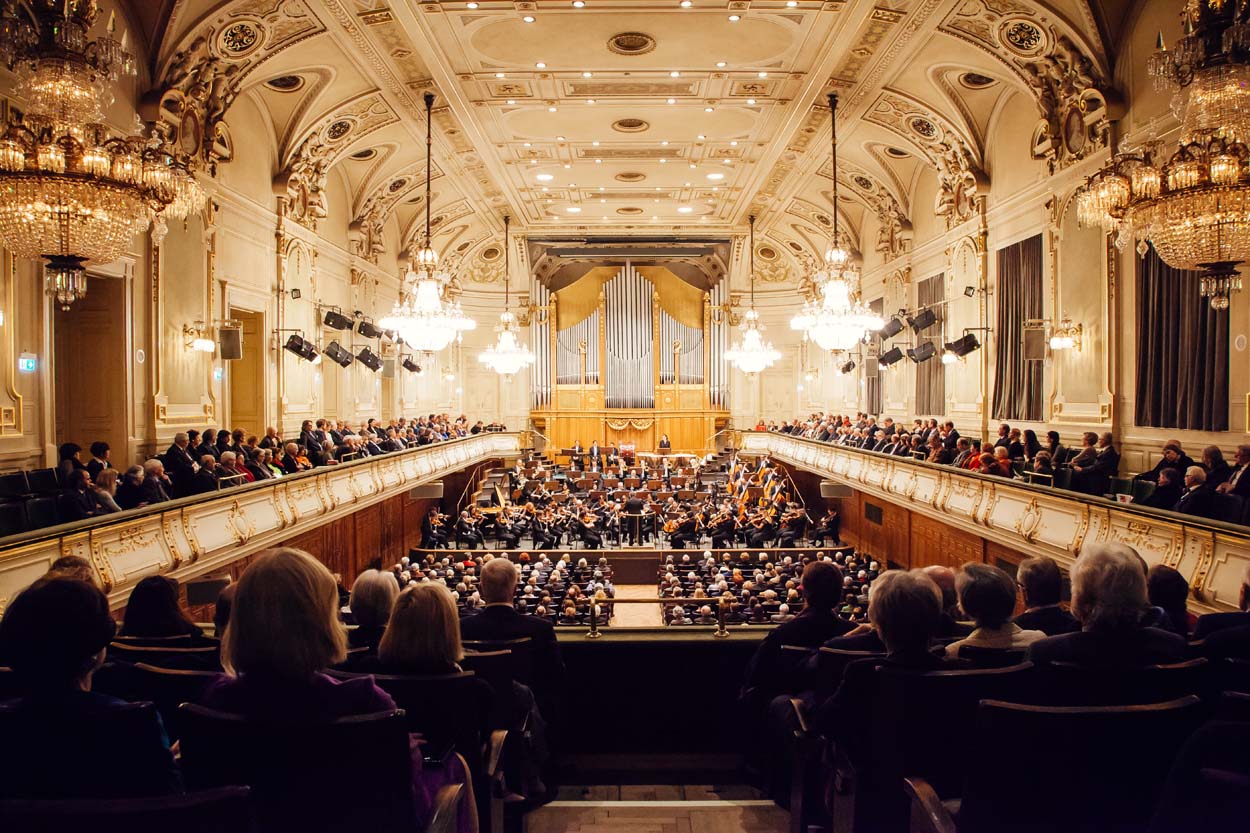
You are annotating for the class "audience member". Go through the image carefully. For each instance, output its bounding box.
[1012,556,1078,635]
[92,468,123,514]
[120,575,205,641]
[1135,441,1195,483]
[1141,467,1183,510]
[61,468,100,521]
[1027,543,1187,667]
[213,582,236,638]
[945,563,1045,658]
[1192,565,1250,639]
[376,583,464,675]
[460,558,565,694]
[0,576,182,798]
[86,441,112,482]
[56,442,85,484]
[743,560,851,688]
[1201,445,1233,489]
[1173,466,1220,520]
[45,554,102,589]
[347,568,398,653]
[1145,564,1191,638]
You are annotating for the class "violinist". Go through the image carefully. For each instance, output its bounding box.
[710,508,739,549]
[421,505,448,549]
[455,510,484,550]
[578,510,602,550]
[747,505,777,548]
[495,508,520,549]
[777,503,809,547]
[813,506,841,547]
[669,511,699,549]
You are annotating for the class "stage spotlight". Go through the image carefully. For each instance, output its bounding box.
[356,346,383,371]
[323,341,354,367]
[942,332,981,363]
[907,308,936,332]
[357,320,384,339]
[838,359,856,374]
[879,346,904,367]
[907,342,936,363]
[323,309,354,330]
[878,317,904,339]
[283,334,319,362]
[402,357,423,374]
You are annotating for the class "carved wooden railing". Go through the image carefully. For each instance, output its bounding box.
[741,431,1249,613]
[0,432,522,610]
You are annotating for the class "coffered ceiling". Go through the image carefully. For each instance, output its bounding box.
[133,0,1124,278]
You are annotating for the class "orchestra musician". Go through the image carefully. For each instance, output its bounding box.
[668,511,699,549]
[746,505,778,548]
[578,510,603,549]
[658,433,672,452]
[494,508,520,548]
[421,505,448,549]
[455,510,485,550]
[710,508,738,549]
[813,506,841,547]
[777,503,809,547]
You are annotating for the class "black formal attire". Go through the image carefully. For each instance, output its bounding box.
[658,437,671,451]
[623,496,647,545]
[711,516,738,549]
[164,443,196,494]
[421,514,446,548]
[1141,480,1183,510]
[86,458,111,482]
[1136,453,1196,482]
[668,516,698,549]
[943,429,960,450]
[61,487,98,521]
[1222,463,1250,499]
[1201,623,1250,660]
[1072,445,1119,496]
[1193,611,1250,640]
[578,518,602,549]
[300,430,326,465]
[455,516,484,549]
[139,476,170,505]
[1012,605,1080,636]
[1173,485,1222,521]
[1026,626,1188,668]
[777,514,807,547]
[743,609,854,690]
[459,604,566,708]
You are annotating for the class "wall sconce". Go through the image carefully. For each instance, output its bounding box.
[183,321,216,353]
[1049,316,1083,351]
[517,303,549,327]
[710,291,743,327]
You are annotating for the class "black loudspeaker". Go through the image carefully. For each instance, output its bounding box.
[186,576,231,606]
[218,327,242,360]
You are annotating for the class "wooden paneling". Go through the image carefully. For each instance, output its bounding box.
[534,409,728,455]
[855,493,912,569]
[912,513,984,572]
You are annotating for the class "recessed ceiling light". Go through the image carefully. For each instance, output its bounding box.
[495,72,505,78]
[564,163,571,168]
[728,14,741,21]
[730,140,738,146]
[660,158,667,163]
[573,0,586,6]
[667,98,676,104]
[722,157,730,163]
[542,186,549,192]
[786,0,798,6]
[583,71,593,78]
[592,140,600,146]
[678,205,694,213]
[524,142,532,147]
[689,163,697,168]
[522,15,536,23]
[716,61,727,68]
[507,99,516,104]
[661,140,669,145]
[747,98,756,105]
[587,99,596,104]
[758,71,768,78]
[601,199,606,203]
[569,183,576,187]
[697,134,706,139]
[685,181,692,186]
[670,71,681,77]
[599,186,605,190]
[655,187,662,191]
[705,106,714,112]
[536,173,553,180]
[706,172,724,180]
[467,1,478,7]
[566,206,582,213]
[556,135,566,140]
[595,158,602,163]
[549,106,558,112]
[712,186,719,192]
[680,0,692,6]
[536,61,546,68]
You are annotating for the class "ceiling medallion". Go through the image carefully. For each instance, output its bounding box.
[388,178,408,192]
[350,148,377,161]
[959,72,996,89]
[607,32,657,56]
[616,207,644,215]
[615,171,647,182]
[884,146,909,158]
[612,118,650,133]
[326,120,353,141]
[481,246,502,261]
[757,245,779,261]
[218,20,263,56]
[265,75,304,92]
[999,18,1048,57]
[909,117,938,139]
[853,175,875,191]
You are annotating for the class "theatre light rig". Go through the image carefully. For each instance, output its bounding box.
[279,331,321,364]
[941,331,983,364]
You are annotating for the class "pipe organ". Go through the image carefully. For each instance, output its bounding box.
[529,262,729,453]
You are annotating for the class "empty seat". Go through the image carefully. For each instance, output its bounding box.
[105,642,221,672]
[0,787,255,833]
[0,471,30,500]
[0,501,24,538]
[25,469,60,495]
[21,497,59,531]
[1036,658,1210,706]
[178,704,418,833]
[92,662,219,741]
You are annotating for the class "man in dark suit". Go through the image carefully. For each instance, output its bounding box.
[139,460,172,505]
[942,421,960,450]
[1193,566,1250,639]
[1027,543,1188,668]
[1134,440,1195,483]
[1216,444,1250,499]
[1072,431,1120,496]
[993,423,1011,450]
[299,420,325,465]
[460,558,565,704]
[623,491,647,545]
[743,561,852,690]
[1012,555,1079,636]
[164,432,197,496]
[189,455,221,495]
[1173,466,1221,520]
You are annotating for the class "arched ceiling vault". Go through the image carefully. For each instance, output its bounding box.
[133,0,1117,269]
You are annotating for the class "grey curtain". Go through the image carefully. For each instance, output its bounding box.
[991,235,1043,421]
[1135,245,1229,431]
[915,273,945,415]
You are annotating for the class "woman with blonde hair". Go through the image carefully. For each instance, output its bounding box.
[91,468,121,514]
[199,548,479,832]
[376,583,463,675]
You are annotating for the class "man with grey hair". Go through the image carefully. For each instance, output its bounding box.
[1216,444,1250,498]
[1027,542,1187,667]
[1193,563,1250,640]
[139,459,172,505]
[164,431,197,495]
[460,556,565,695]
[1172,465,1220,520]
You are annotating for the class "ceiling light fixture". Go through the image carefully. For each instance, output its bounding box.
[378,93,475,355]
[522,15,536,23]
[716,61,727,68]
[566,206,582,213]
[705,106,715,112]
[670,70,681,77]
[583,71,593,78]
[728,14,741,21]
[725,214,780,376]
[758,71,768,78]
[573,0,586,6]
[479,215,535,379]
[678,205,694,213]
[587,99,596,104]
[536,173,553,181]
[466,1,478,7]
[791,93,885,351]
[667,98,677,104]
[706,172,724,180]
[680,0,692,6]
[495,72,505,78]
[536,61,546,68]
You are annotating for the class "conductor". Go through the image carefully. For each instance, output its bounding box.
[623,490,647,545]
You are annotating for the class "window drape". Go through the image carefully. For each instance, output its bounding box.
[991,234,1043,422]
[1135,245,1229,431]
[915,273,945,416]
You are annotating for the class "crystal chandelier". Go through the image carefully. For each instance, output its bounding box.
[1075,1,1250,309]
[791,93,884,348]
[479,214,534,379]
[725,214,780,376]
[0,1,204,310]
[379,92,474,352]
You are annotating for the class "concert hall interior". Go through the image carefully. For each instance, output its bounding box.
[3,0,1250,831]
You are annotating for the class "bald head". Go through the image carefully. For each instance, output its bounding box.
[922,564,959,612]
[480,557,519,605]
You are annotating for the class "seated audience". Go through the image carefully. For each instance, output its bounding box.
[743,560,851,688]
[1027,543,1188,667]
[114,464,146,510]
[945,563,1045,658]
[61,468,100,521]
[199,547,476,832]
[45,554,102,589]
[1012,555,1079,635]
[1140,467,1183,510]
[56,442,86,483]
[1201,445,1233,489]
[1216,444,1250,498]
[86,441,113,482]
[347,568,398,653]
[0,576,182,798]
[139,459,173,505]
[375,583,464,675]
[92,468,122,514]
[120,575,206,641]
[1044,430,1067,464]
[1173,466,1220,520]
[1193,565,1250,639]
[1071,432,1119,496]
[1135,440,1195,483]
[213,582,236,638]
[1145,564,1191,638]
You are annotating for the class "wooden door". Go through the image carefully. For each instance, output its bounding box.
[54,276,127,464]
[228,308,264,435]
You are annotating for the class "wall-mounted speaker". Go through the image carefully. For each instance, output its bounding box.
[218,327,243,361]
[409,482,443,499]
[382,358,396,378]
[819,481,853,498]
[1023,327,1047,361]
